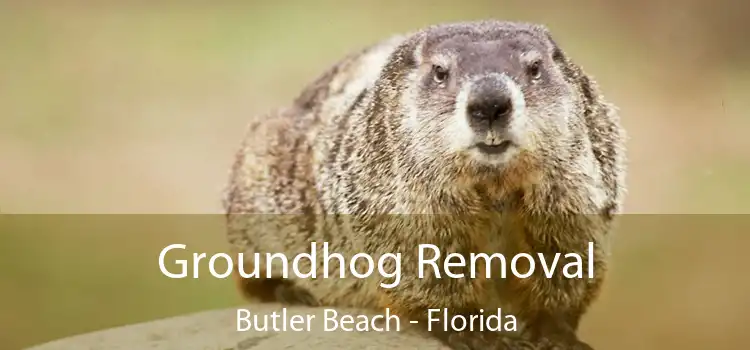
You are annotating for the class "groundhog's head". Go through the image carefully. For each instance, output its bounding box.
[383,21,594,184]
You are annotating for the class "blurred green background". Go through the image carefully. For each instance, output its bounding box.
[1,1,749,349]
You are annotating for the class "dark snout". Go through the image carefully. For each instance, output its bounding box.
[466,75,515,128]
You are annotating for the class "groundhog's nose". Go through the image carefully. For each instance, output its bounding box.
[466,76,514,126]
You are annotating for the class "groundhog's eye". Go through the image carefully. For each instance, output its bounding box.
[432,64,449,84]
[526,60,543,81]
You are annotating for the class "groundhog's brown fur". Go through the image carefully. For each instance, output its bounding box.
[223,20,627,350]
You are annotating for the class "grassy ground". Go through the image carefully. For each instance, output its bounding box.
[1,2,748,349]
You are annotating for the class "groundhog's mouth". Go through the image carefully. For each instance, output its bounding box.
[475,140,513,155]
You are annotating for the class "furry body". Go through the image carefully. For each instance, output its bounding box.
[224,20,626,349]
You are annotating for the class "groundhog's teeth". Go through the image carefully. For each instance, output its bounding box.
[476,140,513,155]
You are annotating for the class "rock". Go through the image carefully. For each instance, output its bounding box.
[25,303,448,350]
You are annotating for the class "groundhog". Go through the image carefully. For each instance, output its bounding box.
[223,20,627,350]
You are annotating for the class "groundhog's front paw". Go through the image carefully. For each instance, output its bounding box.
[534,337,594,350]
[273,282,319,306]
[443,331,538,350]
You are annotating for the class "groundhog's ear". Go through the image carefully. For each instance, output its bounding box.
[543,33,586,89]
[378,35,424,89]
[541,31,567,66]
[407,34,429,67]
[543,31,601,116]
